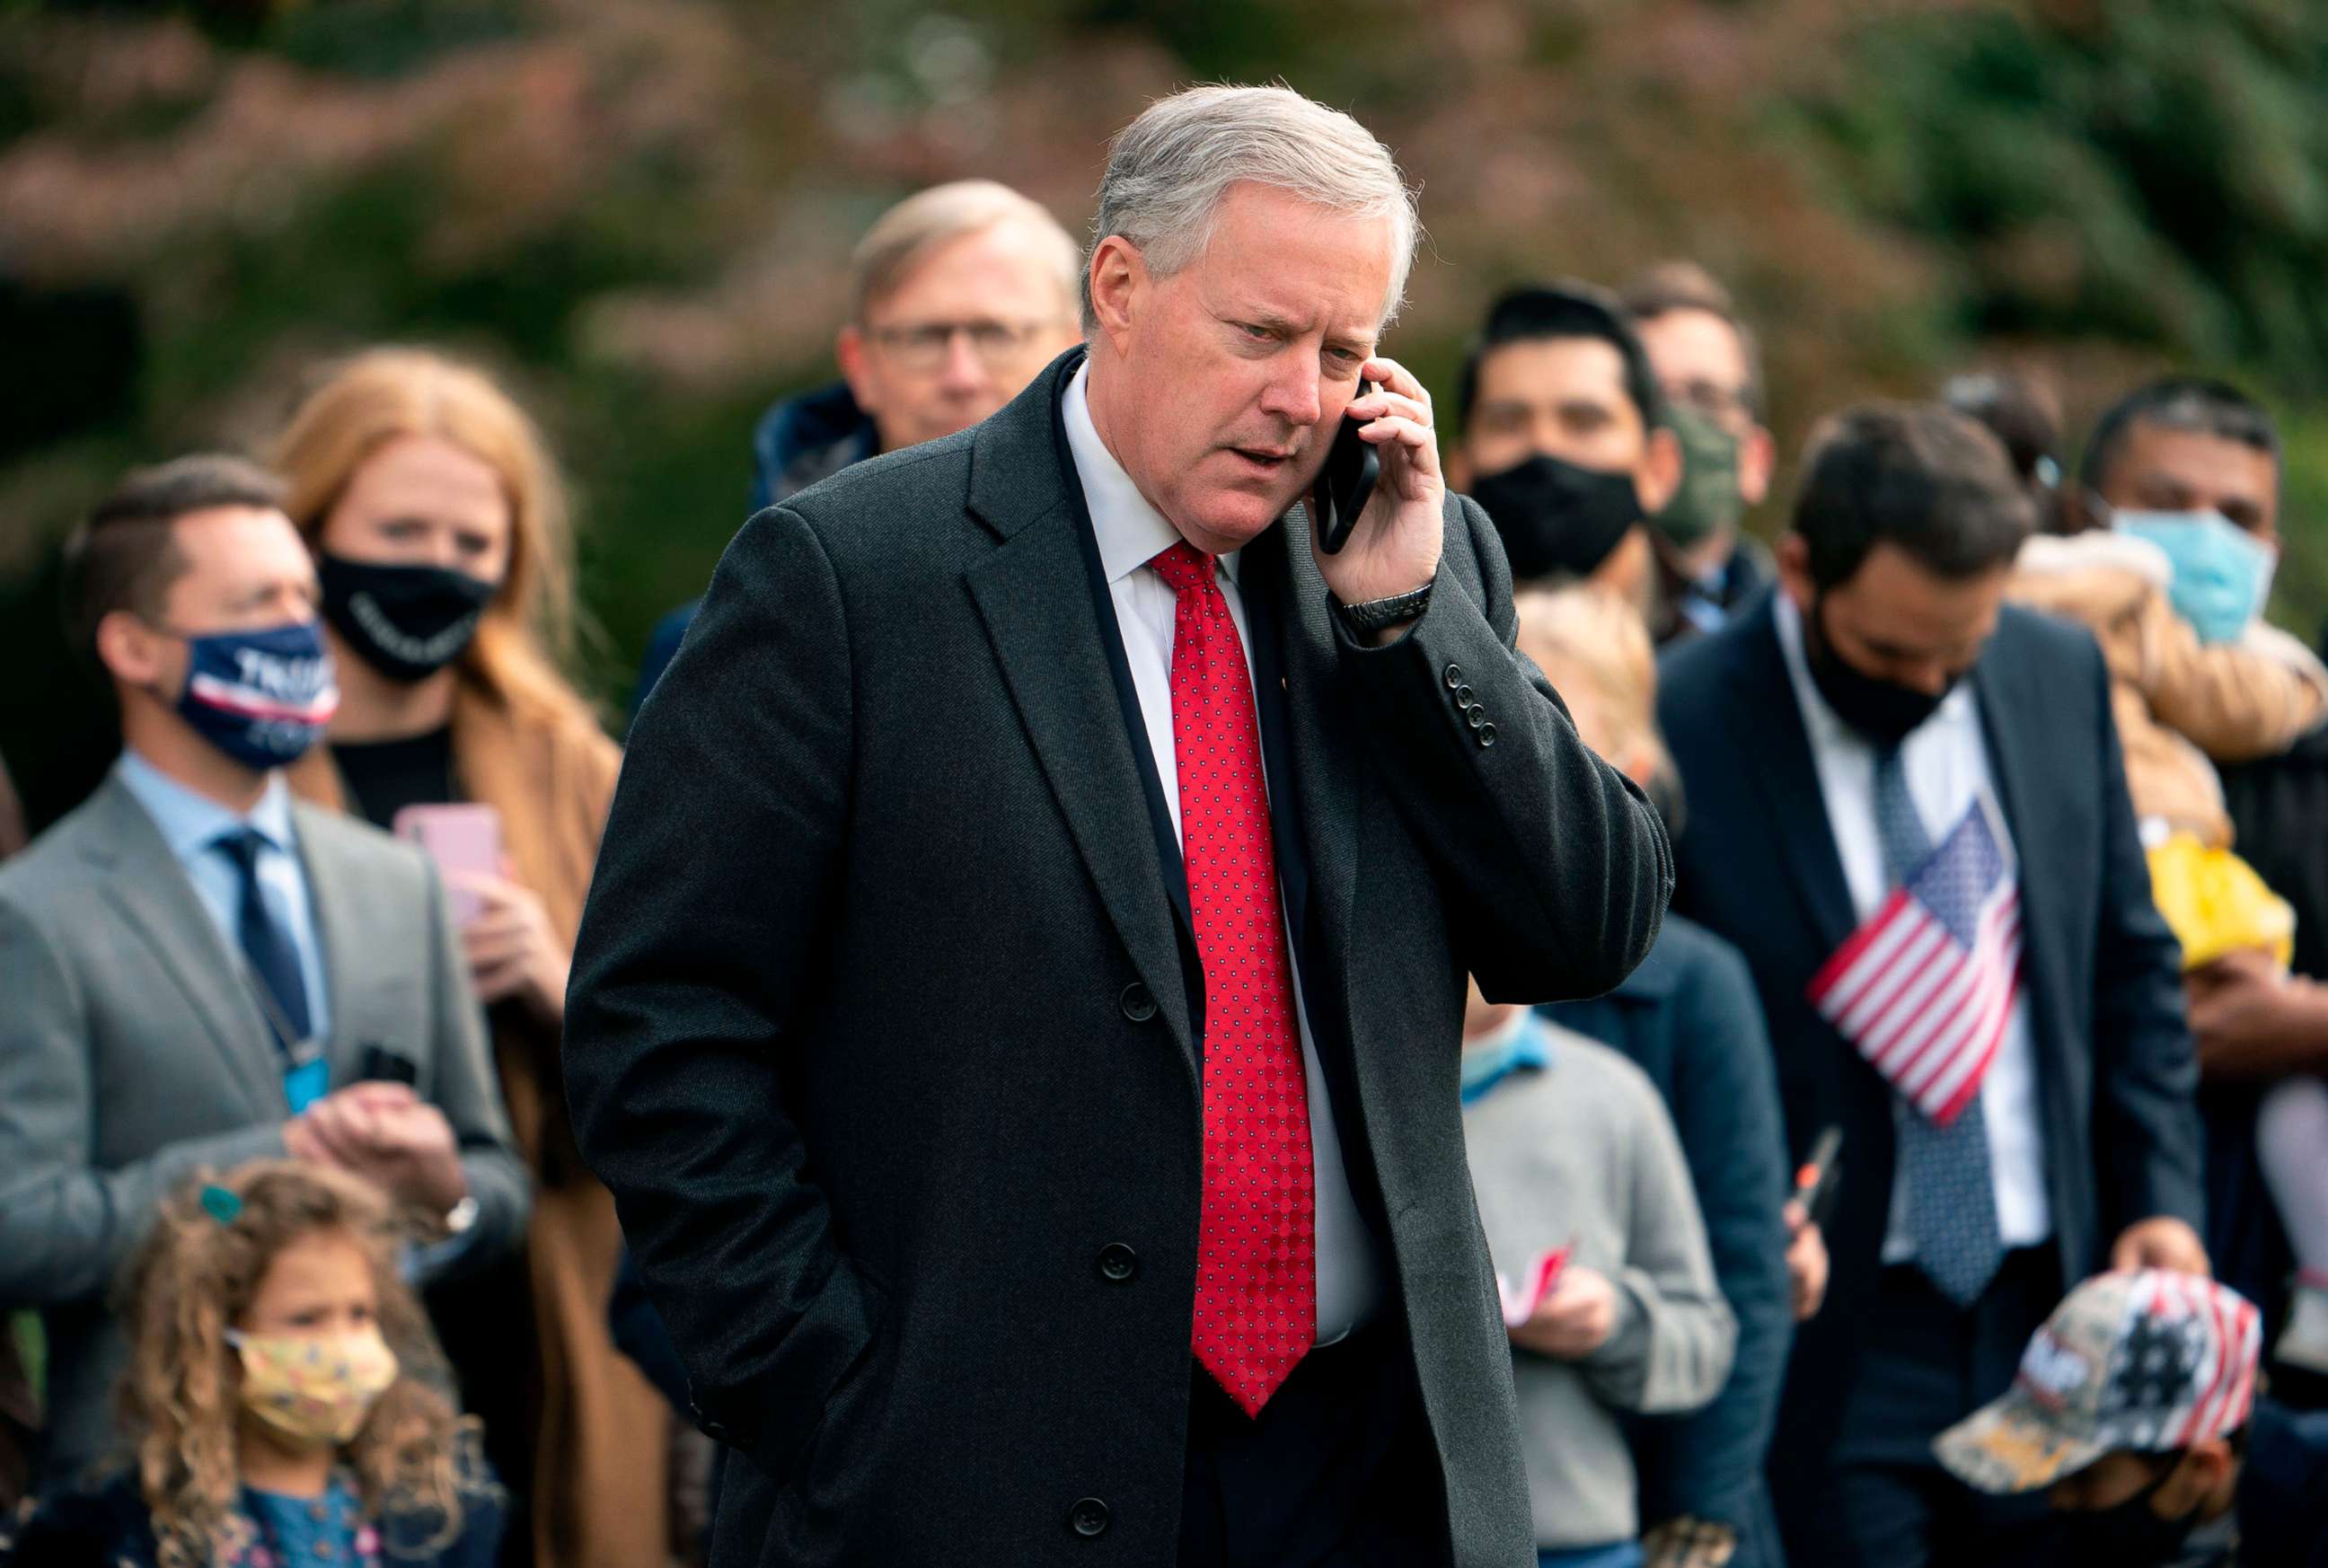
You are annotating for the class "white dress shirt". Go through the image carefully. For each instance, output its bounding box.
[1772,595,2052,1259]
[1063,362,1382,1343]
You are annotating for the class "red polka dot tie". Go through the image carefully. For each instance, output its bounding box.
[1149,540,1315,1417]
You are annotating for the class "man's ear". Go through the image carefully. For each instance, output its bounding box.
[93,608,170,691]
[1775,533,1816,613]
[1739,423,1777,508]
[834,324,880,418]
[1638,426,1684,515]
[1085,235,1148,355]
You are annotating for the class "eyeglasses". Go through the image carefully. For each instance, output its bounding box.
[1662,376,1754,427]
[866,318,1062,371]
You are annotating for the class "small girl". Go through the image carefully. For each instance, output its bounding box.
[4,1163,501,1568]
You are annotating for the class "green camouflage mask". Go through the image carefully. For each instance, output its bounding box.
[1653,405,1744,549]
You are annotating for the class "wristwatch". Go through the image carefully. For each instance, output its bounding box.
[1332,579,1433,639]
[419,1194,478,1244]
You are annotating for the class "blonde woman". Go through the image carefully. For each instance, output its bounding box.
[269,348,664,1568]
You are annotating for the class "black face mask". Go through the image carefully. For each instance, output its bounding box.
[1468,453,1643,584]
[2072,1462,2207,1567]
[1801,593,1956,750]
[318,553,497,684]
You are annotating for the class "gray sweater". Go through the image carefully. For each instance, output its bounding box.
[1462,1017,1737,1549]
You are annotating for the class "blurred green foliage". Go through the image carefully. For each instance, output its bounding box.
[1800,1,2328,392]
[7,0,2328,828]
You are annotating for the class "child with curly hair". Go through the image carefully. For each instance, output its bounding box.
[4,1163,501,1567]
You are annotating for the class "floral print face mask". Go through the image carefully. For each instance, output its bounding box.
[225,1327,400,1448]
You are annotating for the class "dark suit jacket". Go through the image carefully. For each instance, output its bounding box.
[1658,596,2202,1486]
[1539,914,1792,1559]
[564,350,1673,1568]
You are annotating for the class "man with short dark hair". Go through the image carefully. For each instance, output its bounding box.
[2081,376,2282,535]
[1450,282,1681,612]
[1619,262,1776,642]
[2079,377,2328,1380]
[1661,404,2207,1568]
[0,454,527,1484]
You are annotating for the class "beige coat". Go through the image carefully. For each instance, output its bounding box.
[2009,531,2328,848]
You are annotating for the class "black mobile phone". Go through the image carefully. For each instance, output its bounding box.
[1794,1125,1844,1230]
[1314,379,1380,555]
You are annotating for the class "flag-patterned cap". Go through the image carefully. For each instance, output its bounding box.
[1935,1271,2262,1494]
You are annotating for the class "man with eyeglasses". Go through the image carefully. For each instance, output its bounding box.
[1619,262,1778,646]
[636,181,1082,705]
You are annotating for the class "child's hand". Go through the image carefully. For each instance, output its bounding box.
[1507,1264,1618,1360]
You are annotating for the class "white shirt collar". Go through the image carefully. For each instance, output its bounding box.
[1771,590,1976,759]
[1062,361,1241,587]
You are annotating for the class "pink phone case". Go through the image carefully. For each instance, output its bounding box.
[392,804,503,925]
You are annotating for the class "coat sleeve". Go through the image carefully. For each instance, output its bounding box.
[2088,637,2208,1238]
[1635,940,1795,1531]
[0,893,288,1304]
[1583,1070,1737,1416]
[2138,588,2328,763]
[1333,496,1672,1000]
[416,855,531,1281]
[562,504,877,1483]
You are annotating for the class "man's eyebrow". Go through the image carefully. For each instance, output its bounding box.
[1239,308,1307,337]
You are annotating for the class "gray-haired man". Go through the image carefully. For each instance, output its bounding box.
[636,179,1085,704]
[568,84,1671,1567]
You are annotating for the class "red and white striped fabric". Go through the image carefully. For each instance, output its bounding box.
[2140,1269,2263,1447]
[1806,797,2021,1126]
[1936,1268,2262,1495]
[188,668,341,725]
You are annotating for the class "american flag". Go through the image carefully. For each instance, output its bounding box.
[1806,797,2022,1127]
[2120,1271,2263,1449]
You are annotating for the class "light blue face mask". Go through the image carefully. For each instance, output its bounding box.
[2113,510,2278,645]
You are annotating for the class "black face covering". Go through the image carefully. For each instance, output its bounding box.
[1801,593,1956,750]
[1468,453,1643,584]
[2071,1462,2206,1567]
[318,554,497,684]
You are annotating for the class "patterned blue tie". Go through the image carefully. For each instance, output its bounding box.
[1873,747,2004,1308]
[213,827,313,1049]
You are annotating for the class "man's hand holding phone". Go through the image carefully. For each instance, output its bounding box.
[1311,355,1445,635]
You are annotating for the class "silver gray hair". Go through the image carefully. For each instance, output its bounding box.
[852,180,1081,324]
[1081,84,1420,336]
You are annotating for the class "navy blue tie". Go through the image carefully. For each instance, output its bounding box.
[212,827,313,1049]
[1873,747,2004,1308]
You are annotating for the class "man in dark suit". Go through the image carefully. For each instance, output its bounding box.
[565,84,1672,1568]
[1659,405,2207,1568]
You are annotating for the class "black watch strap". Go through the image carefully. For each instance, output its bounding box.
[1333,579,1434,638]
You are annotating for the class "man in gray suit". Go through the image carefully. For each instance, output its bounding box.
[0,454,528,1485]
[571,86,1671,1567]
